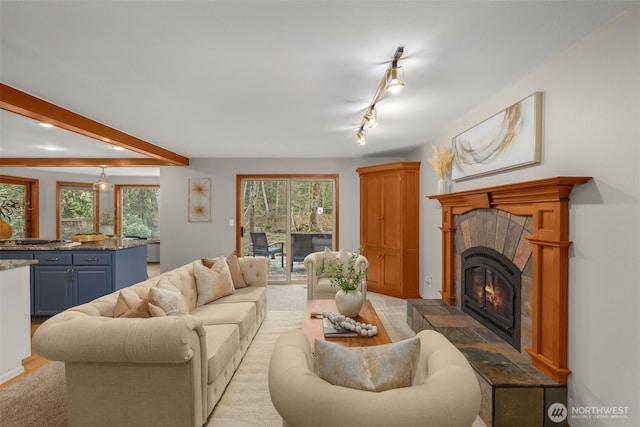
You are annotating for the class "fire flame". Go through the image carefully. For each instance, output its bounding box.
[485,282,499,307]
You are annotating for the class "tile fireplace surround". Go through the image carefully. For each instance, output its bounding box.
[412,176,590,426]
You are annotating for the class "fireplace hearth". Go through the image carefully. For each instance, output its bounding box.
[428,176,591,384]
[423,176,590,425]
[461,246,521,350]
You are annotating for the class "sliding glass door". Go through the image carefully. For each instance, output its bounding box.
[238,175,337,283]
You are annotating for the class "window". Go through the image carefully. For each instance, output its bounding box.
[117,186,160,239]
[57,182,97,240]
[0,175,39,238]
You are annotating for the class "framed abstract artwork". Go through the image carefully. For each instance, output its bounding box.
[188,178,211,222]
[451,92,542,181]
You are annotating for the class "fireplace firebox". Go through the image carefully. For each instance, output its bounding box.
[461,246,521,350]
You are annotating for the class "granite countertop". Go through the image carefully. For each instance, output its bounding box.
[0,259,39,270]
[0,238,148,251]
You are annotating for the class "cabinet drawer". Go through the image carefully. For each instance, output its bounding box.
[73,253,111,265]
[34,253,73,265]
[0,252,34,260]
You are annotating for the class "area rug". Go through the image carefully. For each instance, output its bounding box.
[0,361,66,427]
[206,310,304,426]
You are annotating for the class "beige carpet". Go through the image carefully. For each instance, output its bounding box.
[0,360,66,427]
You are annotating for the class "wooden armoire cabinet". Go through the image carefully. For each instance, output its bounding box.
[356,162,420,298]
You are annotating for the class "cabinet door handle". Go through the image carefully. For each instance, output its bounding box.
[45,257,60,261]
[67,268,74,282]
[84,258,99,262]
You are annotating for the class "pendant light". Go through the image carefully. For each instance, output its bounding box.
[93,167,114,191]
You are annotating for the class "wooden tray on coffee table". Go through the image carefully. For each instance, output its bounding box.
[302,299,392,350]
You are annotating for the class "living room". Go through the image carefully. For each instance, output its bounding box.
[1,2,638,426]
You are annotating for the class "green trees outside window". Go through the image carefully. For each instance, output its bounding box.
[121,187,160,239]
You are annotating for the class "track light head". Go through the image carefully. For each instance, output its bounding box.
[386,65,405,94]
[364,106,377,128]
[356,128,366,145]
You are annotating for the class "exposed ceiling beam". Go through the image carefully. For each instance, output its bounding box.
[0,83,189,167]
[0,158,177,167]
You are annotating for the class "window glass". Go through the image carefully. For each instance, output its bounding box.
[0,183,27,239]
[120,187,160,239]
[59,184,96,239]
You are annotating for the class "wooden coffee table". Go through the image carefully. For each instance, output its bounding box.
[302,299,392,350]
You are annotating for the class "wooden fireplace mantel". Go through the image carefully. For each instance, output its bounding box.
[428,176,591,384]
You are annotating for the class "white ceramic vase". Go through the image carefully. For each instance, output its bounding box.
[437,177,452,194]
[335,289,364,318]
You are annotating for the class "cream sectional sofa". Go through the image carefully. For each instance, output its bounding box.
[32,256,269,427]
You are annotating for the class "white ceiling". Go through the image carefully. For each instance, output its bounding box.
[0,0,634,176]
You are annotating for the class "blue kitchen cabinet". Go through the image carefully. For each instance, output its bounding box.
[0,244,146,318]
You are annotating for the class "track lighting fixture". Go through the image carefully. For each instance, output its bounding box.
[356,46,405,144]
[93,167,114,191]
[386,65,405,94]
[364,106,377,128]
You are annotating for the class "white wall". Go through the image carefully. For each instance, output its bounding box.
[159,157,401,271]
[409,6,639,424]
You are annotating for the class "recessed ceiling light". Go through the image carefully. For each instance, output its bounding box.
[39,122,55,128]
[41,145,61,151]
[112,146,126,151]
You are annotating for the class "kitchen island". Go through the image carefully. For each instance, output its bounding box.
[0,259,37,383]
[0,239,148,319]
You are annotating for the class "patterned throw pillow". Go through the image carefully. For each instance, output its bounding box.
[203,253,247,289]
[193,258,235,306]
[314,336,421,392]
[147,276,190,316]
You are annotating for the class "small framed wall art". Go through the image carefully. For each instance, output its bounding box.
[188,178,211,222]
[451,92,542,181]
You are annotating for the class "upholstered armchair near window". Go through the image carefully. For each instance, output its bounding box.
[304,249,368,299]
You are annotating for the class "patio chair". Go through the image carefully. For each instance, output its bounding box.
[250,232,284,267]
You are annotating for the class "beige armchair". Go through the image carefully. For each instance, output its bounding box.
[269,329,481,427]
[303,250,368,299]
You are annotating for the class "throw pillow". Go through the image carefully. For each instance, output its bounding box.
[323,247,336,267]
[336,248,352,273]
[147,277,189,316]
[114,288,142,318]
[201,257,216,268]
[121,298,166,318]
[314,336,421,392]
[323,247,352,275]
[193,258,235,306]
[226,252,247,288]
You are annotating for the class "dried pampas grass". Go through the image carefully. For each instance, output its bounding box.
[428,145,455,179]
